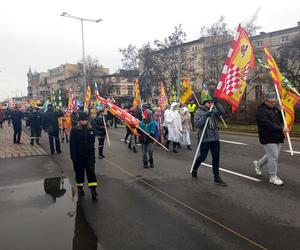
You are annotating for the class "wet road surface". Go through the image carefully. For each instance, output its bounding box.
[0,126,299,249]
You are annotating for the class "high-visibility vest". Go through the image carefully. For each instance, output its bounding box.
[187,103,197,113]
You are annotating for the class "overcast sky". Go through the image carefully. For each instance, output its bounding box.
[0,0,299,101]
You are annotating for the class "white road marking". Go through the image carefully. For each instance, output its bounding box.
[201,163,261,182]
[283,150,300,155]
[220,140,247,146]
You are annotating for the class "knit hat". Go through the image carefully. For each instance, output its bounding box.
[201,95,213,105]
[78,112,89,121]
[264,91,276,100]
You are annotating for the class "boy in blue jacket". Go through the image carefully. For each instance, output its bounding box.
[139,109,156,168]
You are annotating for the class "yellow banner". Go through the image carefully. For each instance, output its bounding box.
[179,80,193,105]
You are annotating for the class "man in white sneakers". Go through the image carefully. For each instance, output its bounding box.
[253,91,289,186]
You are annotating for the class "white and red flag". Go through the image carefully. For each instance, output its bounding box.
[214,24,255,112]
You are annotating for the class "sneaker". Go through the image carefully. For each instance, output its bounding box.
[191,170,197,178]
[98,155,103,159]
[269,176,284,186]
[214,176,227,186]
[78,188,85,197]
[253,161,262,176]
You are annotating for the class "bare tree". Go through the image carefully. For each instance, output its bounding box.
[119,44,139,70]
[242,8,262,36]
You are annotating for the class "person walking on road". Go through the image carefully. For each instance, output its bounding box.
[28,107,42,145]
[139,109,156,168]
[191,96,227,186]
[253,91,289,186]
[11,105,24,144]
[165,102,182,153]
[70,112,98,200]
[92,109,107,159]
[42,104,64,154]
[0,108,4,128]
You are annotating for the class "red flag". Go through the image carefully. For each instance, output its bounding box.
[215,24,255,112]
[95,94,140,136]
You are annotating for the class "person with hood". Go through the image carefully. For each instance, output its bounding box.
[165,102,182,153]
[42,104,64,154]
[70,112,98,200]
[253,91,289,186]
[138,109,156,168]
[92,109,107,159]
[180,107,192,150]
[28,107,42,145]
[191,96,227,186]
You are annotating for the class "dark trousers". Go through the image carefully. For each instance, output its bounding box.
[74,161,97,187]
[98,137,105,156]
[31,128,41,141]
[190,112,195,131]
[48,130,61,154]
[193,140,220,178]
[142,143,153,165]
[0,121,3,128]
[13,126,22,143]
[124,127,131,142]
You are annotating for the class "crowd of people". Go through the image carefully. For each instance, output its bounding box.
[0,90,289,199]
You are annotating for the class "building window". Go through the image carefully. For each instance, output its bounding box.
[280,35,288,43]
[116,87,121,96]
[128,86,133,96]
[255,40,263,48]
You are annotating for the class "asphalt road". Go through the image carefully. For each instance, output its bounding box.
[0,126,299,249]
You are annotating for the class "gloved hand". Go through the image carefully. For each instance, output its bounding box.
[206,111,213,117]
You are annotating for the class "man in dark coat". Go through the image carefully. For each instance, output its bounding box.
[42,104,64,154]
[28,107,43,145]
[70,112,98,200]
[11,105,24,144]
[253,91,289,186]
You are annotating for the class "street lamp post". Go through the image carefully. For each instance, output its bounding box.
[60,12,102,97]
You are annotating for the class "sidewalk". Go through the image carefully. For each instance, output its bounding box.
[0,123,47,159]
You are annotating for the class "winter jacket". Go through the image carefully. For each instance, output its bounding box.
[139,119,156,144]
[0,110,4,122]
[11,110,24,128]
[42,110,64,134]
[28,112,42,131]
[195,102,225,142]
[71,112,79,127]
[256,103,284,144]
[92,115,107,137]
[69,126,95,164]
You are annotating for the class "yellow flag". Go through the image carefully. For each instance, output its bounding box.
[84,85,91,112]
[133,80,140,109]
[179,79,193,105]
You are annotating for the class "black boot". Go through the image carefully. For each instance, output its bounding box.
[36,139,40,145]
[133,147,137,153]
[90,187,98,200]
[30,139,34,145]
[78,187,85,197]
[191,169,197,178]
[143,161,148,168]
[149,159,154,168]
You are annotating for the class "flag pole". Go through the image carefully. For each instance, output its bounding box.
[102,116,111,147]
[190,105,213,173]
[192,90,227,128]
[274,85,294,155]
[138,127,169,152]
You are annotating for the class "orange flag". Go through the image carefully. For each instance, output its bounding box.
[133,80,140,109]
[160,82,167,111]
[215,24,255,112]
[84,84,91,112]
[264,47,300,129]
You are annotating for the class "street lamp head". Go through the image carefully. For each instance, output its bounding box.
[60,12,67,16]
[96,19,102,23]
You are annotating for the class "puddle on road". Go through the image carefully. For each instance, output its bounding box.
[0,177,101,250]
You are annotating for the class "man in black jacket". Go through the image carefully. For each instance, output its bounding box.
[70,112,98,200]
[253,91,289,186]
[11,105,24,144]
[28,107,42,145]
[42,104,64,154]
[92,109,107,159]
